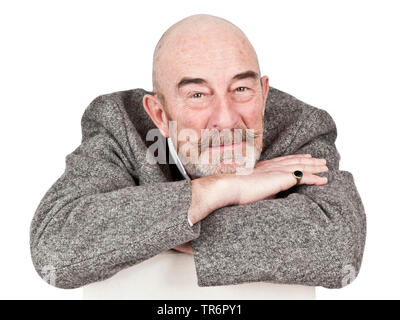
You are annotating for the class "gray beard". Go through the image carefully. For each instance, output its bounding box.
[183,142,262,179]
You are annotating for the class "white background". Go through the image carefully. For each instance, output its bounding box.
[1,0,399,299]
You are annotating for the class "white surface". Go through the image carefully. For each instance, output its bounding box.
[83,249,315,300]
[1,0,399,299]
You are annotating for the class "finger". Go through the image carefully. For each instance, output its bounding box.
[279,157,327,166]
[269,153,312,162]
[255,161,328,174]
[297,172,328,186]
[260,163,328,174]
[282,164,329,174]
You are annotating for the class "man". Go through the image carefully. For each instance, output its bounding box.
[30,14,366,293]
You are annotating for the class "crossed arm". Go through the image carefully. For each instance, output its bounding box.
[174,153,328,254]
[29,96,366,289]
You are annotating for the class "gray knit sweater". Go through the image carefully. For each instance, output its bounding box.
[29,86,366,289]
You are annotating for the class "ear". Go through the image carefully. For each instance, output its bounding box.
[142,94,170,137]
[260,75,269,116]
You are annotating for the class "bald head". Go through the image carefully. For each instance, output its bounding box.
[152,14,261,105]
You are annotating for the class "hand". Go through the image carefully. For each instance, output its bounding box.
[172,241,193,255]
[232,153,329,205]
[188,154,328,223]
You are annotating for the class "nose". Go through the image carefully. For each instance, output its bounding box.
[207,94,241,130]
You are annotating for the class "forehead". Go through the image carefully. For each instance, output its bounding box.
[159,29,259,87]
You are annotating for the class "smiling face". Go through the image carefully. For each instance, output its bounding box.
[143,15,269,178]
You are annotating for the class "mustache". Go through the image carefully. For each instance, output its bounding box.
[198,128,262,151]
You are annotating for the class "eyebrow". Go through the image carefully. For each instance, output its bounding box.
[176,70,259,90]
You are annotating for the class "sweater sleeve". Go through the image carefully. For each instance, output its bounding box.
[191,108,367,289]
[29,94,201,289]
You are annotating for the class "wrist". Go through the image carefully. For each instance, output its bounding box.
[188,174,232,224]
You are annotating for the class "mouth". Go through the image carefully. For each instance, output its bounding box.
[207,141,244,150]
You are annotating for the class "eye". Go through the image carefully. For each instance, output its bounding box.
[235,87,248,93]
[191,92,204,99]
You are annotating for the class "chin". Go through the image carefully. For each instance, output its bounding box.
[200,162,243,176]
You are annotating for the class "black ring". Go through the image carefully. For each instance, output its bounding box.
[293,170,303,185]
